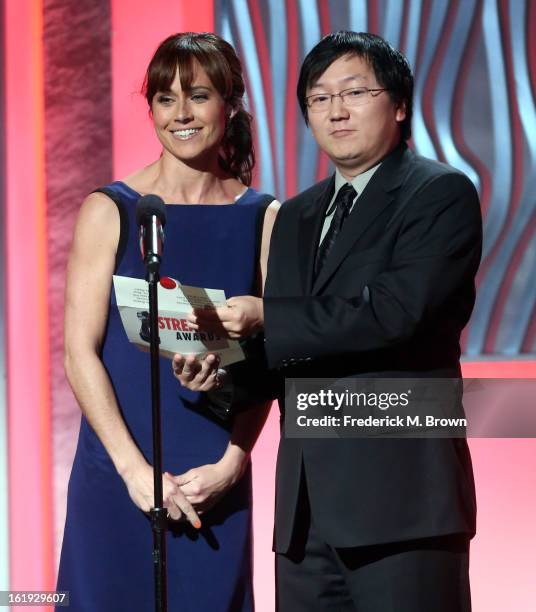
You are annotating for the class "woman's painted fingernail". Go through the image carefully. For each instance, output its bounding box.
[194,519,202,529]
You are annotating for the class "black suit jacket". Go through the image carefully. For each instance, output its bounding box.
[233,144,482,553]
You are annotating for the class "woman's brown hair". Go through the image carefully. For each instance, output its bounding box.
[143,32,255,185]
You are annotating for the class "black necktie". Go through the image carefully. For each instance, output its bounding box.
[315,183,357,277]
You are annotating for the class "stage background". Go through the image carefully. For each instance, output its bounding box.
[1,0,535,610]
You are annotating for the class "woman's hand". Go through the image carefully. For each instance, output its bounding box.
[121,460,201,528]
[172,353,223,391]
[171,454,247,514]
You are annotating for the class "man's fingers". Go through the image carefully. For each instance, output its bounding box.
[172,353,221,390]
[189,355,219,386]
[196,354,219,384]
[181,356,201,381]
[188,307,221,322]
[188,306,235,326]
[184,355,199,370]
[172,354,185,377]
[215,306,236,322]
[184,297,262,341]
[194,319,228,336]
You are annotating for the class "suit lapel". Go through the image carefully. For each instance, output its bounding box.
[297,176,335,293]
[312,144,412,295]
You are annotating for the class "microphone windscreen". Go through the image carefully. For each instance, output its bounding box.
[136,194,167,227]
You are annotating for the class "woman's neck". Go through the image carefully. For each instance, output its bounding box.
[135,153,243,204]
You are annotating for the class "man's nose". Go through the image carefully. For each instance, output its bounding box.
[329,95,349,120]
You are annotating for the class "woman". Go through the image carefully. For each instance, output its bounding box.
[57,32,279,611]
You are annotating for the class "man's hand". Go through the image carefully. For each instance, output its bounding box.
[172,353,222,392]
[187,296,264,339]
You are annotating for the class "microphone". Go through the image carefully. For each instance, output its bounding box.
[136,195,166,277]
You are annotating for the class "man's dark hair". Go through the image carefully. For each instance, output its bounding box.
[297,31,414,141]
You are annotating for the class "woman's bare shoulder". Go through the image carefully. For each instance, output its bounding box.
[78,191,120,223]
[120,163,159,195]
[74,192,120,248]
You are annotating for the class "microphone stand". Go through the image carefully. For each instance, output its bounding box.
[145,253,167,612]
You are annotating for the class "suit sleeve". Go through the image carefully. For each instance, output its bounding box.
[263,172,482,368]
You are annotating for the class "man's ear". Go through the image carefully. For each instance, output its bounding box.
[395,101,406,123]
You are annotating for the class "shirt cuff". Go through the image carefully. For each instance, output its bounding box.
[206,368,234,418]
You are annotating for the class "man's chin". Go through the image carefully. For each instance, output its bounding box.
[329,152,363,170]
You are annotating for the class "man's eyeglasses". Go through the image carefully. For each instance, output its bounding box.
[305,87,390,112]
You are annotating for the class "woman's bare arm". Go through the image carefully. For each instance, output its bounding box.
[64,192,199,526]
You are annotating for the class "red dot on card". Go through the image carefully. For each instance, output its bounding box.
[160,277,176,290]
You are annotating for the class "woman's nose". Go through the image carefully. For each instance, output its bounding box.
[173,99,193,123]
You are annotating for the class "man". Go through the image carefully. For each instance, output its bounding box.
[175,31,481,611]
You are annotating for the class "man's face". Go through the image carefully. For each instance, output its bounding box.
[305,54,406,178]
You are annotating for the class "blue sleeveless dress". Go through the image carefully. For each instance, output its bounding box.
[57,182,269,611]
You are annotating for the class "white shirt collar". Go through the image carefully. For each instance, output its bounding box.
[334,161,382,198]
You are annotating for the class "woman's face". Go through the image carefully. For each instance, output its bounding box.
[151,61,228,166]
